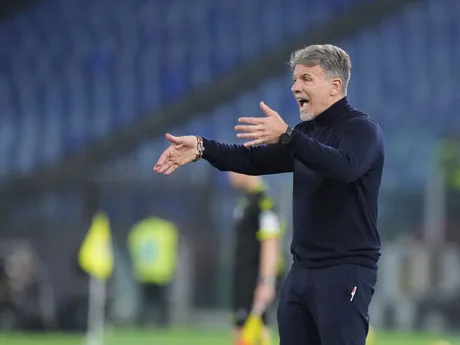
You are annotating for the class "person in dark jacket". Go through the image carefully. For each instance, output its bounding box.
[154,44,385,345]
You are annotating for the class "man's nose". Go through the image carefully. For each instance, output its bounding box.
[291,81,301,93]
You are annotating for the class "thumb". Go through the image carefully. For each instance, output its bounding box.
[165,133,182,145]
[260,101,278,117]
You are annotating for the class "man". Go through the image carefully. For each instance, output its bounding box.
[154,44,385,345]
[128,217,179,327]
[1,245,55,331]
[228,172,284,345]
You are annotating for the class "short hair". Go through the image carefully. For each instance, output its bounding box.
[289,44,352,93]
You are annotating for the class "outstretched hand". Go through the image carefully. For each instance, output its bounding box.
[153,133,198,175]
[235,102,288,147]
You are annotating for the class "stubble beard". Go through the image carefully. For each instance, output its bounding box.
[300,110,316,122]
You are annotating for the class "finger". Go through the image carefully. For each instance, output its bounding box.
[236,132,262,139]
[165,133,183,145]
[244,138,263,147]
[260,101,278,117]
[154,161,167,173]
[234,124,263,133]
[153,150,170,171]
[157,160,175,174]
[154,159,167,172]
[164,163,179,176]
[238,117,265,125]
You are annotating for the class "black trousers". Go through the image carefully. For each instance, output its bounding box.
[277,263,377,345]
[138,283,169,327]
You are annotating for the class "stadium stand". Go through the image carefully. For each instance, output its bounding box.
[1,0,458,233]
[130,0,460,190]
[0,0,364,177]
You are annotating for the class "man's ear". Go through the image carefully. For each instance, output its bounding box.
[330,78,342,96]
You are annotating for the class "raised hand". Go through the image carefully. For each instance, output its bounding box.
[153,133,198,175]
[235,102,289,147]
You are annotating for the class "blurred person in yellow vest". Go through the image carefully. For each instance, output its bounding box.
[438,137,460,245]
[228,172,285,345]
[439,136,460,190]
[128,217,178,327]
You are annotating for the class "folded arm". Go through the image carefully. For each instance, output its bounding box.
[202,138,293,175]
[290,117,384,182]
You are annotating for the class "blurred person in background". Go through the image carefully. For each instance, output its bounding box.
[0,258,15,330]
[0,245,55,331]
[228,172,284,345]
[128,216,178,328]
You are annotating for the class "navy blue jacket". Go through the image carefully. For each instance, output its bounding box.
[202,97,385,270]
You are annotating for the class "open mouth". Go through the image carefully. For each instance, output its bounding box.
[297,98,310,108]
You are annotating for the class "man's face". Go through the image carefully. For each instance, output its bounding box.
[291,64,338,121]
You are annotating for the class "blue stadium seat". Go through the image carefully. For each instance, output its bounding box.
[0,0,364,177]
[128,0,460,193]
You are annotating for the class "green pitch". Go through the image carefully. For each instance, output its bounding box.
[0,329,458,345]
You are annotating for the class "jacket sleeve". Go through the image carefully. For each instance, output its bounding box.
[289,117,384,182]
[202,138,293,175]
